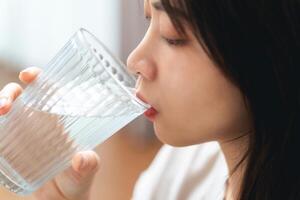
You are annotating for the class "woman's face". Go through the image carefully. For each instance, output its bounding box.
[127,0,252,146]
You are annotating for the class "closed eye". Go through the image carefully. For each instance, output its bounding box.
[162,36,187,46]
[145,15,151,21]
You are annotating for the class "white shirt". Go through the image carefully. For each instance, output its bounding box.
[132,142,228,200]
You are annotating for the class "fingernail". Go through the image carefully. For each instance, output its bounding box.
[21,68,33,73]
[20,70,33,76]
[79,154,87,170]
[0,97,8,108]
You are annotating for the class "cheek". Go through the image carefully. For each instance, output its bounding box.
[156,57,250,145]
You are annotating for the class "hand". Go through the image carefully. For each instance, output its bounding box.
[0,67,100,200]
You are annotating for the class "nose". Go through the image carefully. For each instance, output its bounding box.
[127,34,157,81]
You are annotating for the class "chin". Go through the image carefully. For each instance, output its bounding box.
[153,125,212,147]
[154,124,216,147]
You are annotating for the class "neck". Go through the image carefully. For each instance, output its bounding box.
[219,133,249,200]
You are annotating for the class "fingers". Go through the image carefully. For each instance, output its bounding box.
[72,151,100,174]
[19,67,41,84]
[54,151,101,200]
[0,82,23,115]
[0,67,41,115]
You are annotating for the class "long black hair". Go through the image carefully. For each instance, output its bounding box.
[161,0,300,199]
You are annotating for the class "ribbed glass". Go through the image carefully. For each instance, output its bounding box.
[0,28,149,195]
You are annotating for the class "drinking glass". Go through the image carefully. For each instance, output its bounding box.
[0,28,149,195]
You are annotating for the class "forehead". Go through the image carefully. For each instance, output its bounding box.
[144,0,163,7]
[145,0,167,14]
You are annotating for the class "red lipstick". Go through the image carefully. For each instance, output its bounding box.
[136,93,158,122]
[144,107,158,122]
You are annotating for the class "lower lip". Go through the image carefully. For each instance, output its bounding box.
[144,107,158,122]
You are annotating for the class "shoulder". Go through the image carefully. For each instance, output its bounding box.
[132,142,228,200]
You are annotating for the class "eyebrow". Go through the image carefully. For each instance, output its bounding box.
[152,1,165,11]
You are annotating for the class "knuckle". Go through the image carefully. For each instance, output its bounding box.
[3,82,21,91]
[0,82,23,100]
[8,82,21,88]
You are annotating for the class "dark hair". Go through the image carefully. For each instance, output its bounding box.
[161,0,300,199]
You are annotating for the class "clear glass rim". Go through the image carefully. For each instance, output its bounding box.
[75,28,150,110]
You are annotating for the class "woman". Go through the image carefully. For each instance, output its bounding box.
[0,0,299,199]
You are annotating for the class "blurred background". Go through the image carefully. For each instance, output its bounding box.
[0,0,162,199]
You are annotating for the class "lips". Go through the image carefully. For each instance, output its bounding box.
[144,107,158,120]
[136,92,158,122]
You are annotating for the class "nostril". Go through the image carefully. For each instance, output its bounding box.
[133,72,141,79]
[127,58,156,81]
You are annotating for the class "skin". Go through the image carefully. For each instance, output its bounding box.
[0,67,100,200]
[127,0,252,146]
[127,0,253,199]
[0,0,253,199]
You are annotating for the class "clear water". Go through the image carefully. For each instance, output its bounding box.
[0,29,148,195]
[0,67,143,195]
[0,101,141,195]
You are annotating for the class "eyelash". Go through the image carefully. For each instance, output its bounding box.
[162,37,187,46]
[145,15,187,47]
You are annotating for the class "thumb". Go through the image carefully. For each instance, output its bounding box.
[55,151,101,200]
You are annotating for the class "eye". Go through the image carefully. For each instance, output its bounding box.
[145,15,151,21]
[145,15,151,27]
[162,36,187,46]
